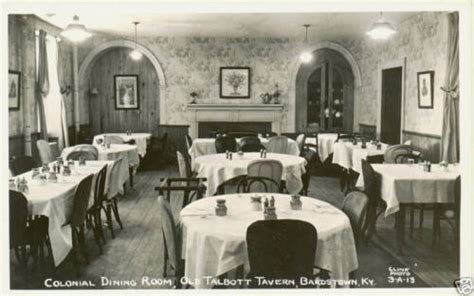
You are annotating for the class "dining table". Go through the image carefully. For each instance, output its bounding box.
[372,163,460,250]
[305,133,339,162]
[92,133,151,157]
[62,144,140,194]
[13,160,114,266]
[332,141,388,188]
[194,152,306,196]
[180,193,359,289]
[189,137,300,163]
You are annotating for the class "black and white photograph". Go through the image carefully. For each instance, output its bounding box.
[2,1,473,296]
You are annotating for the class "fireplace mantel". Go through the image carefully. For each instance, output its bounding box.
[186,103,284,111]
[186,104,285,138]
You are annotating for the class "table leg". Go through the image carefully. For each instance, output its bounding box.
[395,205,406,253]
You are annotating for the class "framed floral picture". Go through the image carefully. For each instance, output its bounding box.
[219,67,250,98]
[114,75,139,110]
[8,70,21,111]
[417,71,434,109]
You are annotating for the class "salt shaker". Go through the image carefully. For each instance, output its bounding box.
[215,199,227,216]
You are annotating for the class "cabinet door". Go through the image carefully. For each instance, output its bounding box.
[307,64,326,131]
[330,66,344,131]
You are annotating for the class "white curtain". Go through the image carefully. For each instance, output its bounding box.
[42,35,69,150]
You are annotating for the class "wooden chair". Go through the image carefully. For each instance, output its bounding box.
[176,150,193,178]
[103,158,125,238]
[155,177,207,209]
[86,165,107,253]
[49,142,60,160]
[361,159,386,242]
[295,133,306,155]
[394,153,424,164]
[342,191,369,245]
[66,151,98,161]
[70,174,94,275]
[10,155,37,176]
[239,136,264,152]
[104,135,124,145]
[300,149,318,196]
[157,195,184,286]
[336,133,355,142]
[383,144,412,163]
[141,133,169,170]
[266,136,288,154]
[185,134,193,152]
[238,159,283,193]
[67,144,99,160]
[366,154,384,164]
[36,139,54,164]
[246,219,317,288]
[263,131,278,138]
[10,191,34,268]
[214,135,237,153]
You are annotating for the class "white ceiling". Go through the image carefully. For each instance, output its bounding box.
[38,12,417,40]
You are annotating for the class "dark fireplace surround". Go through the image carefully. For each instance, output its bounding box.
[198,122,272,138]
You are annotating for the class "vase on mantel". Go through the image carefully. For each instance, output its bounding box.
[260,93,272,104]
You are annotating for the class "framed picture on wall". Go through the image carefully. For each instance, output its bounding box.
[417,71,434,109]
[219,67,250,98]
[8,70,21,110]
[114,74,139,110]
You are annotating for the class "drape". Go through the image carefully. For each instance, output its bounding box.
[57,41,70,149]
[36,30,49,140]
[440,12,459,163]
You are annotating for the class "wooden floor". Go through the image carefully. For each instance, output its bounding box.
[10,165,458,289]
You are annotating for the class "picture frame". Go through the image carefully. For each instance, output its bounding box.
[417,71,434,109]
[114,74,139,110]
[8,70,21,111]
[219,67,251,98]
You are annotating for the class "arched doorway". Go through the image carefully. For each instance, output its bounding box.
[295,48,355,133]
[78,40,167,134]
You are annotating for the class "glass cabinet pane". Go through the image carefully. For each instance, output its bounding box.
[331,69,344,129]
[307,67,322,130]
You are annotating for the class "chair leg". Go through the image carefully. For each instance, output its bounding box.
[419,206,424,229]
[78,225,89,264]
[129,168,134,188]
[409,206,414,238]
[90,212,103,254]
[71,228,80,276]
[105,202,115,239]
[111,197,124,230]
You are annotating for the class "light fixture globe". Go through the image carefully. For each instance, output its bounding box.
[366,13,397,40]
[60,15,92,42]
[130,49,143,60]
[129,21,142,61]
[300,51,313,63]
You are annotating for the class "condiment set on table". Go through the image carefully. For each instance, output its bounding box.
[214,194,303,220]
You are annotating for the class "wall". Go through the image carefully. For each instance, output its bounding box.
[87,47,160,135]
[78,35,306,132]
[341,12,449,137]
[8,15,74,157]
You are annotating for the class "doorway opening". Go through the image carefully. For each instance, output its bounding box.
[380,67,403,144]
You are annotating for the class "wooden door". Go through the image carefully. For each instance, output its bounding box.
[381,67,402,144]
[306,64,326,131]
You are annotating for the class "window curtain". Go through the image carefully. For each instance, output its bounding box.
[43,34,68,151]
[36,30,49,140]
[440,12,459,163]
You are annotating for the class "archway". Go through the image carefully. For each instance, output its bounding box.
[78,39,168,129]
[287,42,361,132]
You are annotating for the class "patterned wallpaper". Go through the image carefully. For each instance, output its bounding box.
[77,11,449,135]
[340,12,449,136]
[78,35,306,130]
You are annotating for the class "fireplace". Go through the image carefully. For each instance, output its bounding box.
[186,103,285,139]
[198,122,272,138]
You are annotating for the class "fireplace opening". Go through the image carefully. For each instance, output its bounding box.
[198,122,272,138]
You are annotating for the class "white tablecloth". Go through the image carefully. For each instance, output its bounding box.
[62,144,140,194]
[372,164,460,217]
[306,133,338,162]
[189,137,300,163]
[16,161,114,266]
[332,142,388,188]
[180,193,358,288]
[194,153,306,196]
[93,133,151,157]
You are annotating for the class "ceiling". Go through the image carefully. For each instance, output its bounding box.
[38,12,418,40]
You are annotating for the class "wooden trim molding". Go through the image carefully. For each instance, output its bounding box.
[402,130,441,140]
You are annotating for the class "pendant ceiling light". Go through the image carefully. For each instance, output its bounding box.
[366,12,397,40]
[300,24,313,63]
[130,21,143,61]
[60,15,92,43]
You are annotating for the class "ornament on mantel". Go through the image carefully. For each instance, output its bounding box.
[272,83,281,104]
[189,91,199,104]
